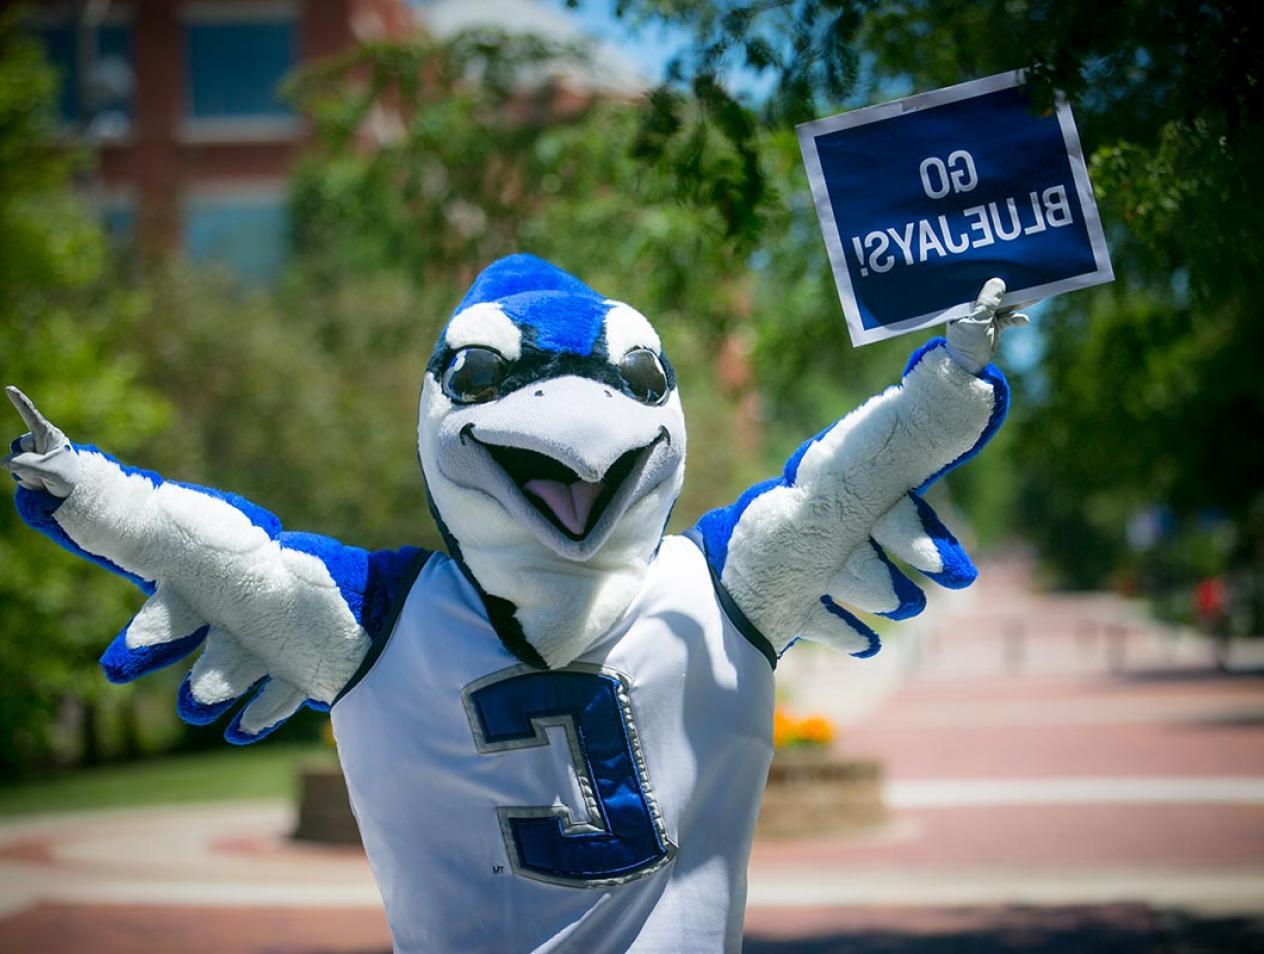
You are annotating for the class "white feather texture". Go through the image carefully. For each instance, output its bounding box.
[444,303,523,359]
[52,451,370,705]
[795,598,875,656]
[720,347,997,652]
[827,545,900,615]
[602,301,662,359]
[124,587,203,649]
[872,495,944,574]
[187,629,267,704]
[236,680,307,735]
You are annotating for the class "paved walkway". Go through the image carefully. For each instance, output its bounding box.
[3,556,1263,951]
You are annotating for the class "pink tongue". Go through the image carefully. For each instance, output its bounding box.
[523,478,606,535]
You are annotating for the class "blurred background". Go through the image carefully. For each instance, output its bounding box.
[0,0,1260,951]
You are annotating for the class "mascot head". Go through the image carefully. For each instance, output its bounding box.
[418,255,687,667]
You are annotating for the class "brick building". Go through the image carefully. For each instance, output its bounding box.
[15,0,416,281]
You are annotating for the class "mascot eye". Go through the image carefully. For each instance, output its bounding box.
[443,347,507,404]
[619,348,669,405]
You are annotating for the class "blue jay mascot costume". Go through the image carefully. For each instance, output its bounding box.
[4,255,1023,953]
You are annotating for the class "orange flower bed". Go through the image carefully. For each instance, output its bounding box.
[772,706,836,749]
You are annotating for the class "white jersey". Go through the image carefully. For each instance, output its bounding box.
[331,534,776,953]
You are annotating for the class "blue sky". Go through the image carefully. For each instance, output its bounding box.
[410,0,817,103]
[553,1,690,84]
[554,1,784,101]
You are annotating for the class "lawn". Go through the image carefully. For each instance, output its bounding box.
[0,743,332,817]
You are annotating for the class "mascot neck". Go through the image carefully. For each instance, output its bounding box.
[425,480,678,669]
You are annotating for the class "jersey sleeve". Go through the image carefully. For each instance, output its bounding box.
[690,338,1007,658]
[13,444,430,743]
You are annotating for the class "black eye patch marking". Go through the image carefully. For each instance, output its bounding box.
[431,340,676,404]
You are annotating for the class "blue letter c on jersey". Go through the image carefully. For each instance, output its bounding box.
[463,664,676,887]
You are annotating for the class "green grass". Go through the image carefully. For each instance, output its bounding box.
[0,743,333,817]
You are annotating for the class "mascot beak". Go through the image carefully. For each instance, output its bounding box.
[434,374,682,558]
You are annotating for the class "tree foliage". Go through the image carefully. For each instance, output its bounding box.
[598,0,1264,588]
[0,20,439,771]
[0,15,170,772]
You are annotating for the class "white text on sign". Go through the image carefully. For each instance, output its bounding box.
[919,150,978,198]
[850,147,1076,277]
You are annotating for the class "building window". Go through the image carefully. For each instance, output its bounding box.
[35,23,134,133]
[184,191,290,285]
[185,20,296,120]
[100,198,138,244]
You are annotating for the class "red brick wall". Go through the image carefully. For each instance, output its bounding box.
[302,0,353,61]
[127,0,183,249]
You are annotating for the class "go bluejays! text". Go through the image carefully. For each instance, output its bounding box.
[849,149,1076,278]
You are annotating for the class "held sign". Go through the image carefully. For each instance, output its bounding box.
[798,71,1113,347]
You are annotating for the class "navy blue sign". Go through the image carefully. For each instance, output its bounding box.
[798,71,1113,346]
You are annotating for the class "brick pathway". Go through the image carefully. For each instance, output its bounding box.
[3,555,1263,951]
[0,902,392,954]
[5,901,1260,953]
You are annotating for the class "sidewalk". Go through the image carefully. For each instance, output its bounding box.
[751,555,1264,949]
[2,556,1262,951]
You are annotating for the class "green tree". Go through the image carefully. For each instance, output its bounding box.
[0,16,169,772]
[593,0,1264,587]
[856,2,1263,588]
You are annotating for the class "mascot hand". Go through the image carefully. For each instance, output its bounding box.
[2,387,81,498]
[945,278,1030,374]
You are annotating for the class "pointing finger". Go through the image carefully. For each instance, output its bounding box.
[5,386,60,454]
[7,387,46,436]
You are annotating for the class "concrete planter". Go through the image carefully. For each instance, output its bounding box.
[293,762,361,846]
[755,748,887,838]
[293,749,886,845]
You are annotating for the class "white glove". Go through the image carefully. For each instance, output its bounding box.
[945,278,1030,374]
[2,387,82,498]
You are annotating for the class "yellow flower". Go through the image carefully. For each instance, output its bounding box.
[772,708,796,749]
[772,706,836,749]
[797,715,834,746]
